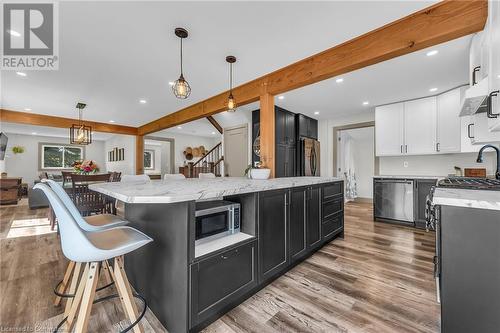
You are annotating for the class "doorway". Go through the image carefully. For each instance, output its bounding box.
[143,136,175,178]
[336,125,375,202]
[223,124,248,177]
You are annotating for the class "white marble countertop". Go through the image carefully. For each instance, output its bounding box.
[373,175,443,179]
[432,188,500,211]
[89,176,342,204]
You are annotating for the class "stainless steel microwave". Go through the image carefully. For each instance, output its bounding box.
[195,200,240,244]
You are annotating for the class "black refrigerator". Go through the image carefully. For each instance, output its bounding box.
[299,138,320,176]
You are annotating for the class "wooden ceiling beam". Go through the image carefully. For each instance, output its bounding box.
[137,0,487,135]
[206,116,223,134]
[0,109,138,136]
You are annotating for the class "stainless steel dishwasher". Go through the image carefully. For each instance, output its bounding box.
[373,178,414,225]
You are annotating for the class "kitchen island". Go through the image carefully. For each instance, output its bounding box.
[90,177,344,333]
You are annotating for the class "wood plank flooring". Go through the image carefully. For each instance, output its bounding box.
[0,200,440,332]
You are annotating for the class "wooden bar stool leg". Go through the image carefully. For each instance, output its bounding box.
[54,261,76,306]
[75,262,100,333]
[114,257,143,333]
[66,263,89,330]
[63,262,82,317]
[102,260,113,285]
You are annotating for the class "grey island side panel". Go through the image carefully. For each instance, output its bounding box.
[123,200,196,333]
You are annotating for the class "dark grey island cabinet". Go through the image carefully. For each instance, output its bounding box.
[121,180,344,333]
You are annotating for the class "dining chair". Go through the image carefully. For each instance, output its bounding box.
[34,183,152,333]
[198,172,216,179]
[110,171,122,182]
[120,174,150,182]
[163,173,186,180]
[70,173,113,216]
[61,171,74,187]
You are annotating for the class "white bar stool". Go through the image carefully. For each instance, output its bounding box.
[35,183,152,333]
[43,179,128,307]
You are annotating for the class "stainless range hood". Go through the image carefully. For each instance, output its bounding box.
[459,77,489,116]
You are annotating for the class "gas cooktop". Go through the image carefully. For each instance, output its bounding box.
[437,177,500,191]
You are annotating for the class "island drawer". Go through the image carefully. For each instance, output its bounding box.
[322,213,343,241]
[190,240,257,327]
[322,195,343,220]
[322,182,343,201]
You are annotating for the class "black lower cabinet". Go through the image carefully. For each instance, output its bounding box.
[307,186,322,248]
[322,213,343,241]
[190,240,257,328]
[258,189,289,283]
[289,188,307,262]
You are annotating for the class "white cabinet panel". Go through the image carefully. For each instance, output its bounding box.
[437,88,462,153]
[460,115,481,153]
[472,112,500,144]
[375,103,404,156]
[404,97,437,155]
[488,0,500,131]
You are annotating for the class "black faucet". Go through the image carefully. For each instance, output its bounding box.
[476,144,500,180]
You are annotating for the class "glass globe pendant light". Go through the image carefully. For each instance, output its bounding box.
[226,55,236,112]
[172,28,191,99]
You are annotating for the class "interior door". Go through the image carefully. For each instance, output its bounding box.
[375,103,404,156]
[224,125,248,177]
[404,97,437,155]
[437,88,461,153]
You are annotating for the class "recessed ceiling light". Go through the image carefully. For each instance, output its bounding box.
[8,30,21,37]
[139,99,147,104]
[177,126,182,129]
[211,131,216,135]
[429,87,438,92]
[497,74,500,79]
[31,132,37,135]
[278,95,285,100]
[426,50,439,57]
[24,108,32,111]
[314,111,320,115]
[168,81,175,86]
[16,71,27,77]
[363,101,370,106]
[335,78,344,83]
[109,120,115,123]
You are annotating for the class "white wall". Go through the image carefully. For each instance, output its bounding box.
[154,132,220,170]
[104,135,136,175]
[3,133,105,184]
[379,152,497,177]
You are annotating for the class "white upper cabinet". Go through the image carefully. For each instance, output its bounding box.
[437,88,462,153]
[472,112,500,144]
[488,0,500,131]
[404,97,437,155]
[375,103,404,156]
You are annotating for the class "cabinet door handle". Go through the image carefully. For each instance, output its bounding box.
[400,145,403,154]
[467,123,474,138]
[487,91,499,118]
[221,255,228,260]
[472,66,481,86]
[436,143,440,152]
[405,145,408,153]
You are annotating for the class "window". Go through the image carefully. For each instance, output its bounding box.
[40,144,84,170]
[144,149,155,169]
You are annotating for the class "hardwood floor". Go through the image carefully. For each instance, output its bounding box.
[0,200,440,332]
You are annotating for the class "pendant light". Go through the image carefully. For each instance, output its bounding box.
[70,102,92,145]
[226,55,236,112]
[172,28,191,99]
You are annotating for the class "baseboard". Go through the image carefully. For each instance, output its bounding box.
[352,197,372,203]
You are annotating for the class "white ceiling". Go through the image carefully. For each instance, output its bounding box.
[1,0,439,129]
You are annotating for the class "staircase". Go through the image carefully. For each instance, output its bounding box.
[185,142,223,178]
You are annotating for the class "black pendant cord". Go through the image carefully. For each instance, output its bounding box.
[180,37,183,77]
[229,62,233,94]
